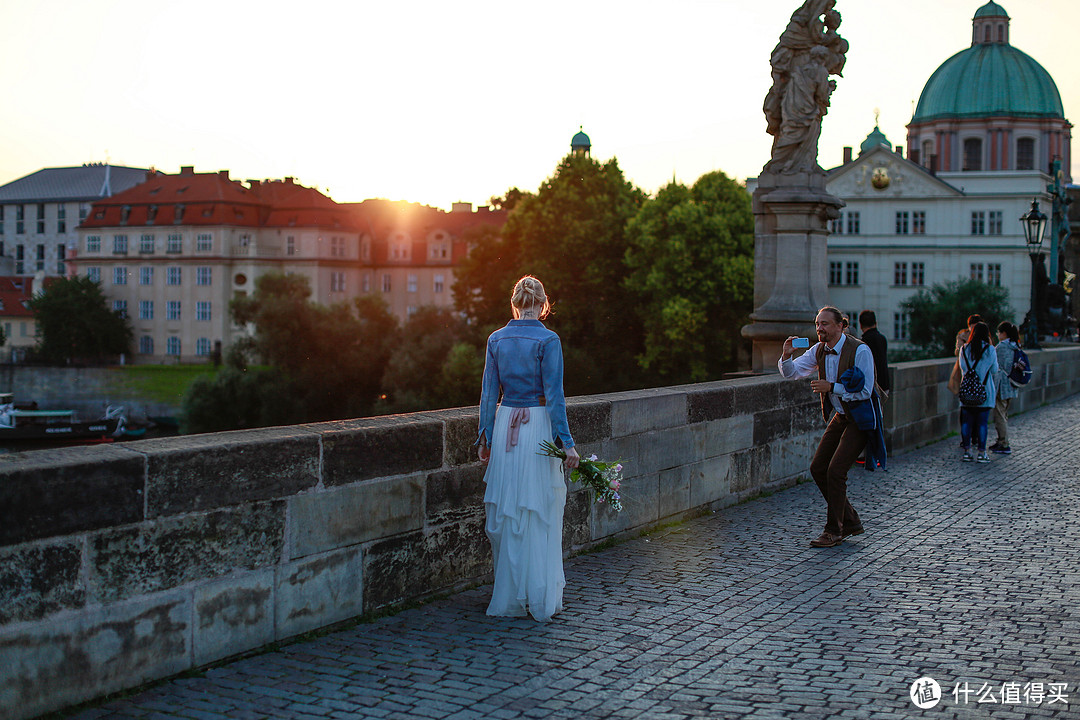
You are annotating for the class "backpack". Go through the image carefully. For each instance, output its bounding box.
[957,354,991,407]
[1008,347,1032,388]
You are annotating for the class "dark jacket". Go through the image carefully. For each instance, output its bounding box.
[861,327,890,392]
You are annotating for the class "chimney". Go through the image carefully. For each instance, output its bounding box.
[218,170,230,180]
[145,169,157,181]
[180,166,195,176]
[843,147,853,164]
[895,146,904,157]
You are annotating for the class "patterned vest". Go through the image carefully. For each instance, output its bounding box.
[816,334,865,422]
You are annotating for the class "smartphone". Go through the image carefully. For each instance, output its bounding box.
[792,337,810,349]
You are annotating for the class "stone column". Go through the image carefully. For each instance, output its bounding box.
[741,172,843,372]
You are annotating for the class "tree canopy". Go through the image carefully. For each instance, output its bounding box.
[899,278,1014,357]
[28,276,132,364]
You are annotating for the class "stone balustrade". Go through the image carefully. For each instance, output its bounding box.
[2,345,1079,719]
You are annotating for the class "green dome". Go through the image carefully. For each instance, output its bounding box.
[974,1,1008,18]
[912,43,1064,122]
[571,129,591,149]
[859,126,891,154]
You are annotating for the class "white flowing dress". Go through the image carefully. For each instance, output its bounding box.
[483,404,567,622]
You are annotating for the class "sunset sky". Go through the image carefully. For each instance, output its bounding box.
[1,0,1077,211]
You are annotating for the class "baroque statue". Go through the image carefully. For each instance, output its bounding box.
[762,0,848,176]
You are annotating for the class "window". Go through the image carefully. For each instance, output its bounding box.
[895,212,909,235]
[847,312,859,333]
[894,262,908,286]
[434,274,444,294]
[0,205,4,235]
[167,234,182,253]
[174,205,185,223]
[971,212,986,235]
[14,244,23,274]
[196,267,212,286]
[36,204,45,234]
[166,337,181,356]
[407,274,418,293]
[911,262,925,286]
[139,267,154,285]
[963,138,982,171]
[87,235,101,253]
[87,267,101,283]
[330,272,345,293]
[893,312,910,341]
[167,267,182,285]
[829,261,843,286]
[56,245,66,275]
[79,204,89,223]
[139,300,154,320]
[830,214,843,234]
[286,236,296,256]
[139,336,154,354]
[35,244,45,271]
[407,306,417,317]
[1017,138,1035,170]
[120,205,131,224]
[166,301,181,321]
[330,237,345,257]
[114,267,128,285]
[140,234,155,253]
[988,211,1003,235]
[196,301,211,321]
[196,234,212,252]
[970,263,985,282]
[112,234,129,254]
[987,263,1002,286]
[147,205,158,224]
[922,139,934,168]
[113,300,127,318]
[846,212,860,235]
[912,211,925,235]
[196,338,212,356]
[58,206,66,233]
[362,274,371,293]
[16,205,25,234]
[382,274,391,292]
[845,262,859,286]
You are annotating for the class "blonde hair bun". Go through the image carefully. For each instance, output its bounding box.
[511,275,551,319]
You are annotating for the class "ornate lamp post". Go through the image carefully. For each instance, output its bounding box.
[1020,198,1047,349]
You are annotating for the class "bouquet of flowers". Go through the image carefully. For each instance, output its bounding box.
[538,440,624,512]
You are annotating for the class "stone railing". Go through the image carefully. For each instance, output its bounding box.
[2,344,1079,719]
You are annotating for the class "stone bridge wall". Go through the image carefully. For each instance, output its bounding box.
[2,345,1079,719]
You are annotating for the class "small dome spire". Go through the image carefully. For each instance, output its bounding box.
[571,126,591,156]
[859,126,892,155]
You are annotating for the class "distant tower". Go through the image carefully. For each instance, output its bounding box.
[571,127,591,157]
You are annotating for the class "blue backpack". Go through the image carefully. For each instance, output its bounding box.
[1008,347,1032,388]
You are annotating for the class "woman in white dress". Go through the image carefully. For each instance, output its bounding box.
[477,276,579,622]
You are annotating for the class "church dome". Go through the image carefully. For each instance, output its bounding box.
[973,1,1008,18]
[912,43,1064,122]
[859,126,891,155]
[571,128,591,150]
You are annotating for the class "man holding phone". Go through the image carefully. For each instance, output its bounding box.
[779,306,876,547]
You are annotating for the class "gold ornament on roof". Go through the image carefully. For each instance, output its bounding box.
[871,166,890,189]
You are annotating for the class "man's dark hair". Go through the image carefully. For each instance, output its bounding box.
[818,306,844,324]
[967,314,983,327]
[858,310,876,328]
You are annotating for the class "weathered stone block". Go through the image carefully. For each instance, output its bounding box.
[687,385,735,423]
[276,546,364,640]
[658,465,691,519]
[628,425,696,477]
[791,400,825,435]
[0,445,144,546]
[689,455,733,507]
[0,591,190,720]
[0,540,85,624]
[439,407,481,467]
[427,465,486,526]
[567,399,612,445]
[730,446,771,495]
[363,522,490,613]
[142,429,319,517]
[90,502,285,603]
[194,569,274,666]
[610,391,687,438]
[591,473,658,540]
[732,379,781,416]
[770,431,817,481]
[598,436,639,477]
[753,407,793,446]
[290,475,424,559]
[563,487,591,550]
[691,416,754,459]
[322,417,443,486]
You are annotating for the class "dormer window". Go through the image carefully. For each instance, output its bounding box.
[121,205,131,224]
[175,204,185,223]
[147,205,158,224]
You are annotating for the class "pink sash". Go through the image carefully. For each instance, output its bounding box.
[506,407,531,452]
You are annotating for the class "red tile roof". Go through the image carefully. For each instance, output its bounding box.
[0,276,58,318]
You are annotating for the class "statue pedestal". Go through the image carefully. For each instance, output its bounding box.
[741,171,844,372]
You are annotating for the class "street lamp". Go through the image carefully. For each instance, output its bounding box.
[1020,198,1047,349]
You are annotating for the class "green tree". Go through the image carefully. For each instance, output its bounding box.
[28,276,132,364]
[900,278,1014,357]
[625,171,754,382]
[381,306,480,412]
[452,222,523,331]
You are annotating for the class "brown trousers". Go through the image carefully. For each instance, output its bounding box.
[810,411,865,536]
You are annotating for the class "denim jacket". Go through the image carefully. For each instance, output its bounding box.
[477,319,575,449]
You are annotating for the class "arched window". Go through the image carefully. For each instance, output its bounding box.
[922,140,934,168]
[997,24,1004,42]
[984,25,991,42]
[963,138,982,171]
[1016,137,1035,170]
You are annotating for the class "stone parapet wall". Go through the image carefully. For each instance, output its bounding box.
[2,344,1079,719]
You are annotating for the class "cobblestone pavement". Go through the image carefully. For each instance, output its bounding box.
[66,394,1080,720]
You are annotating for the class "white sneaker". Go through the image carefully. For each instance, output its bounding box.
[962,451,974,462]
[977,452,991,463]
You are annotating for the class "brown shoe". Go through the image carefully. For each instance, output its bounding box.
[810,532,843,547]
[842,524,864,538]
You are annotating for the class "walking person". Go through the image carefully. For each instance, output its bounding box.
[949,314,982,396]
[958,321,999,463]
[990,321,1020,455]
[858,310,890,399]
[477,275,578,622]
[779,307,875,547]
